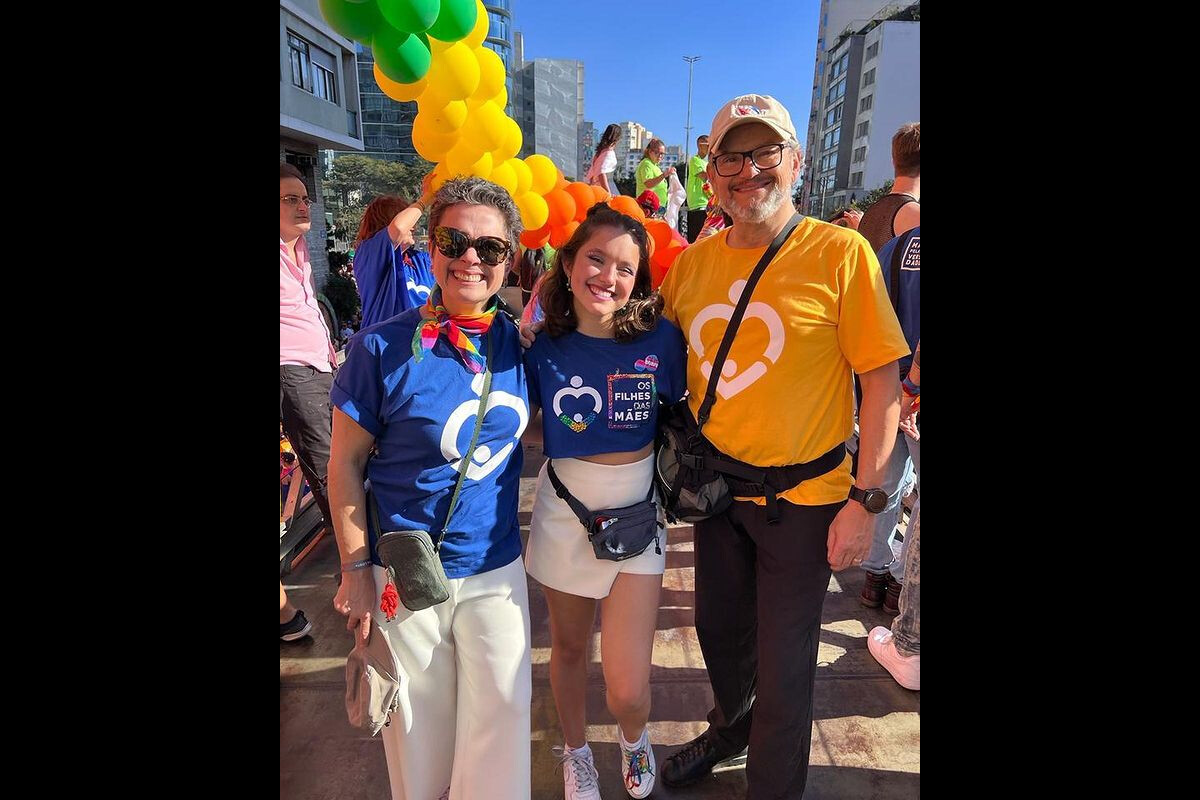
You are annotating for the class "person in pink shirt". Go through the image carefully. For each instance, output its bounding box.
[279,163,337,641]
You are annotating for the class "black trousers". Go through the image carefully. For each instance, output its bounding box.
[687,208,708,243]
[693,498,842,799]
[279,365,334,528]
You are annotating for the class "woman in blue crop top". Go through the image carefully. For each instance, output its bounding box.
[522,204,686,799]
[351,191,437,329]
[328,177,533,800]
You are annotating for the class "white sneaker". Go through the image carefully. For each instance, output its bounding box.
[553,743,601,800]
[620,728,656,798]
[867,626,920,690]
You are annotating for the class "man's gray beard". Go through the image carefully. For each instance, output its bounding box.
[725,183,786,224]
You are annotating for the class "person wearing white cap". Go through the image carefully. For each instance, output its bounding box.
[656,94,909,797]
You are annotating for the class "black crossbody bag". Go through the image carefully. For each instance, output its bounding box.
[545,461,663,562]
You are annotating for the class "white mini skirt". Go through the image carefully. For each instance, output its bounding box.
[525,452,666,599]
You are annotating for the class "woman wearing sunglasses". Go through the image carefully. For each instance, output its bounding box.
[328,176,533,800]
[522,204,687,800]
[350,193,438,329]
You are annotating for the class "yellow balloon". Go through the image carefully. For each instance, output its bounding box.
[412,112,458,162]
[516,191,550,230]
[467,84,506,111]
[374,63,427,103]
[490,160,518,195]
[426,41,481,101]
[525,154,558,195]
[474,47,506,99]
[464,0,489,49]
[428,98,469,133]
[492,117,522,162]
[445,139,488,178]
[428,36,452,55]
[464,100,507,151]
[465,150,493,180]
[511,158,533,195]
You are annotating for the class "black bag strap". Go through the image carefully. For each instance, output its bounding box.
[695,213,802,432]
[888,230,907,317]
[368,329,493,553]
[546,460,654,531]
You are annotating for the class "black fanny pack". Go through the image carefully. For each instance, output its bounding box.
[657,398,845,524]
[546,461,663,562]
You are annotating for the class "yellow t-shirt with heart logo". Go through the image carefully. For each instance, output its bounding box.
[659,217,909,506]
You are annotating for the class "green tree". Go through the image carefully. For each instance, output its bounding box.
[324,155,433,207]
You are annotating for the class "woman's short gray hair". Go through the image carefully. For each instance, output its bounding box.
[428,176,524,252]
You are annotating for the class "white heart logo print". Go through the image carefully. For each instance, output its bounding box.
[407,280,431,300]
[440,372,529,480]
[688,280,785,399]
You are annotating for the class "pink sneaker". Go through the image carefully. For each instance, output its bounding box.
[867,626,920,690]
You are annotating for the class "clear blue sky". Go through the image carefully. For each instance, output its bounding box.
[513,0,821,157]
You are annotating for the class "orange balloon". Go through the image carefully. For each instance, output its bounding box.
[589,184,610,204]
[608,195,646,222]
[520,224,551,250]
[545,189,577,228]
[650,239,685,289]
[550,220,580,249]
[644,218,673,252]
[565,182,594,222]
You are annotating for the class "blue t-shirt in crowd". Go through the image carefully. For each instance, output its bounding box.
[331,307,529,578]
[878,226,920,375]
[353,228,437,328]
[523,319,686,458]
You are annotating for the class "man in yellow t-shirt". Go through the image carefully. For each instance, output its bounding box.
[657,94,909,797]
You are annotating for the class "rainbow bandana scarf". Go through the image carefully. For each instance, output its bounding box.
[411,287,497,373]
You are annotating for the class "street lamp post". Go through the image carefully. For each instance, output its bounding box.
[683,56,701,165]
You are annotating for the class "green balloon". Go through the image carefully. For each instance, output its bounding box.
[377,0,440,34]
[427,0,477,42]
[318,0,383,43]
[373,25,432,84]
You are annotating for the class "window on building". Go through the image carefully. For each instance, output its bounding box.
[863,68,875,87]
[829,52,850,81]
[310,44,339,103]
[866,42,879,61]
[312,65,337,103]
[851,171,863,187]
[860,94,873,112]
[288,33,310,91]
[853,146,866,163]
[822,126,841,150]
[825,78,845,108]
[856,121,869,138]
[824,103,843,128]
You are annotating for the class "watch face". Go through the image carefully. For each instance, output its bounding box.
[864,490,888,513]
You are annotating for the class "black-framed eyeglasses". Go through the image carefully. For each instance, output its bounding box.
[433,226,513,266]
[281,195,314,207]
[710,143,793,177]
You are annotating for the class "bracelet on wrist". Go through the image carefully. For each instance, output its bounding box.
[902,376,920,397]
[341,559,374,572]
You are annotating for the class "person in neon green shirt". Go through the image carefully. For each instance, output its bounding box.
[635,138,674,210]
[685,134,712,243]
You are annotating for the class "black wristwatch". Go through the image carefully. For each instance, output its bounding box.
[848,486,888,514]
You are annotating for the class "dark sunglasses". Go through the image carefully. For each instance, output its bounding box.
[433,226,513,266]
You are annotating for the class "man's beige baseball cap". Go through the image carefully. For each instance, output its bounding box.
[709,94,798,152]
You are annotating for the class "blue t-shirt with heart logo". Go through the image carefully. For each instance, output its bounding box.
[331,307,529,578]
[523,319,687,458]
[353,228,436,328]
